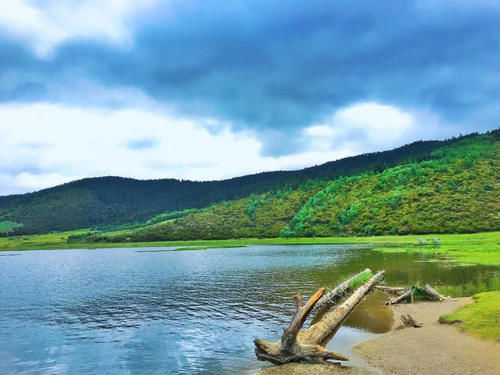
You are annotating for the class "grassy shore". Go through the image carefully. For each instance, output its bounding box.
[440,291,500,341]
[1,230,498,259]
[371,231,500,266]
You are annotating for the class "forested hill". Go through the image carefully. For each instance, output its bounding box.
[76,131,499,242]
[0,130,497,235]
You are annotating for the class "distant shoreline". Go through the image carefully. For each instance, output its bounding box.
[1,231,499,266]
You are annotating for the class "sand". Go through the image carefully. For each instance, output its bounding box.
[353,298,500,375]
[256,363,376,375]
[254,298,500,375]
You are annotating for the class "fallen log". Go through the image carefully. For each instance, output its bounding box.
[299,271,385,345]
[384,284,447,305]
[384,287,414,305]
[254,270,385,365]
[254,288,347,364]
[312,268,372,315]
[422,283,446,301]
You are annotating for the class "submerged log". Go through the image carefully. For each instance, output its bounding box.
[374,285,406,295]
[312,268,372,315]
[300,271,385,345]
[254,270,385,365]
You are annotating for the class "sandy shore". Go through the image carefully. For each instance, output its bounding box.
[255,298,500,375]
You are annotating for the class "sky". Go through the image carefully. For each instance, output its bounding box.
[0,0,499,195]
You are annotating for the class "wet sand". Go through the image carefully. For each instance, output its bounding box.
[255,298,500,375]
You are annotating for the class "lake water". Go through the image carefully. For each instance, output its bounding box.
[0,245,497,374]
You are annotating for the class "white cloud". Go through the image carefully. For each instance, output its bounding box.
[335,102,413,134]
[0,0,158,57]
[0,103,355,195]
[303,102,417,154]
[0,100,454,196]
[304,125,335,137]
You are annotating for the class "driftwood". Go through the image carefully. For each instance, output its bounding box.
[312,268,372,315]
[383,284,447,305]
[398,314,423,329]
[254,270,385,365]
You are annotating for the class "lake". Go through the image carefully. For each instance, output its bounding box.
[0,245,497,374]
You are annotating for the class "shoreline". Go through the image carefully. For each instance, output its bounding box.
[0,231,497,255]
[256,298,500,375]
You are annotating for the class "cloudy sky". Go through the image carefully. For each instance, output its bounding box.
[1,0,498,195]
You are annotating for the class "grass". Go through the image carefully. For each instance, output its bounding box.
[437,274,500,297]
[372,231,500,266]
[1,230,498,253]
[439,291,500,341]
[412,286,432,301]
[348,271,373,290]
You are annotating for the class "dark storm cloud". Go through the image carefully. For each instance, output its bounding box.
[1,0,499,155]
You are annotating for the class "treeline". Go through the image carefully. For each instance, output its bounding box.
[3,131,489,234]
[74,132,499,242]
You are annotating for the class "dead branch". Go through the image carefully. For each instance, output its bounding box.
[385,287,414,305]
[398,314,423,329]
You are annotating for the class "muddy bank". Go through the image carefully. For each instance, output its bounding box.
[254,298,500,375]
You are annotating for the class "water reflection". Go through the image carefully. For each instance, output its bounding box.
[0,245,497,374]
[343,290,394,333]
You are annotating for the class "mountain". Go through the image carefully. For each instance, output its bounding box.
[71,130,499,242]
[1,130,498,235]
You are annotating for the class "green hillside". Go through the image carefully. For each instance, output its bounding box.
[0,134,466,235]
[75,131,499,242]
